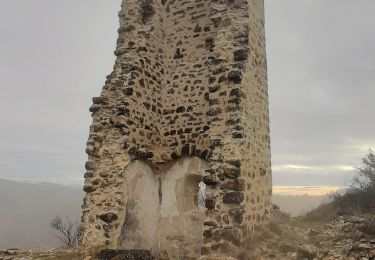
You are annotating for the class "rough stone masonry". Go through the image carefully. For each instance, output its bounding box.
[81,0,272,259]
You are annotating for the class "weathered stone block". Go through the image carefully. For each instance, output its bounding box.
[205,197,217,210]
[227,70,242,84]
[92,96,104,104]
[123,88,134,96]
[85,160,96,171]
[223,165,241,178]
[97,249,154,260]
[220,179,245,191]
[223,191,244,204]
[233,48,249,61]
[207,108,222,117]
[98,213,118,223]
[83,185,96,193]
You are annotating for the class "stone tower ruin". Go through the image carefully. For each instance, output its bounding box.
[81,0,272,258]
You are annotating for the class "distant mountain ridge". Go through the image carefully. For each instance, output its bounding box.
[272,194,327,216]
[0,178,83,249]
[0,178,326,249]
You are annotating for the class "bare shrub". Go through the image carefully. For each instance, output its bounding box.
[50,215,81,247]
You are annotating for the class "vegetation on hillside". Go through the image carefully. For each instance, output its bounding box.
[248,150,375,259]
[303,149,375,221]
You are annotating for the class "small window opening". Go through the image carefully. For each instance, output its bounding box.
[198,181,207,212]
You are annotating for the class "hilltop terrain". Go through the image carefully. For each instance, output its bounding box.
[1,210,374,260]
[1,179,373,259]
[0,179,325,250]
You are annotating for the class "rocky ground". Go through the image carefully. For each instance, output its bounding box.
[0,249,155,260]
[250,211,375,260]
[1,213,375,260]
[0,248,87,260]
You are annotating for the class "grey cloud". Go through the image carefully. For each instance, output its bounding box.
[0,0,122,184]
[0,0,374,187]
[266,0,375,185]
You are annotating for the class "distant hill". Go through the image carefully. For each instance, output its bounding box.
[0,179,83,249]
[273,194,327,216]
[0,178,327,249]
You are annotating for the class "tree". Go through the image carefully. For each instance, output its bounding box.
[352,149,375,190]
[50,216,81,247]
[340,149,375,214]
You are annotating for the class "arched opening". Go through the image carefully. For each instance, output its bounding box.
[118,157,208,259]
[117,161,160,253]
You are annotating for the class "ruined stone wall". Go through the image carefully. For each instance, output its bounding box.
[81,0,272,258]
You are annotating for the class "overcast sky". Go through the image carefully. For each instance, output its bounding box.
[0,1,374,187]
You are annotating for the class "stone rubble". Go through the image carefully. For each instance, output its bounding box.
[0,248,86,260]
[249,215,375,260]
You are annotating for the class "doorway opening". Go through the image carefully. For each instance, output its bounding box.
[118,157,208,259]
